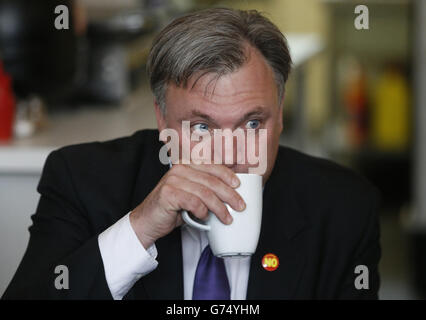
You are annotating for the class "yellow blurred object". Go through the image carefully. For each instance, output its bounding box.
[371,67,411,151]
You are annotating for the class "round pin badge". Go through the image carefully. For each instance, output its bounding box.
[262,253,279,271]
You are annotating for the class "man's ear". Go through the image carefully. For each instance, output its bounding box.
[277,97,284,133]
[154,100,167,134]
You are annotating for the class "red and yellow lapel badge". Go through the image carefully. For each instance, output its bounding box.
[261,253,279,271]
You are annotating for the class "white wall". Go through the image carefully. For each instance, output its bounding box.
[0,174,41,297]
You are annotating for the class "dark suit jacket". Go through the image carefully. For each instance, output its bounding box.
[2,129,381,300]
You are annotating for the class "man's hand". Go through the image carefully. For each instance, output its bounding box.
[129,164,246,249]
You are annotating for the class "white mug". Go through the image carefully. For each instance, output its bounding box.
[182,173,263,257]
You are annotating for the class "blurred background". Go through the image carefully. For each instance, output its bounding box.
[0,0,425,299]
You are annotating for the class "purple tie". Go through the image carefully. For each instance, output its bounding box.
[192,245,230,300]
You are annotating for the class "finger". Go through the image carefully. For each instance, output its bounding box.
[161,184,209,221]
[169,166,245,212]
[167,176,233,224]
[175,213,184,228]
[173,163,240,189]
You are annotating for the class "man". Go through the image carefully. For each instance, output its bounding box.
[3,8,381,300]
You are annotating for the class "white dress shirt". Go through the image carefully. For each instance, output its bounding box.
[98,212,251,300]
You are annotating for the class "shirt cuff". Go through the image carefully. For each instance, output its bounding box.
[98,212,158,300]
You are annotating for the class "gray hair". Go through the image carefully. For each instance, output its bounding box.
[147,8,292,114]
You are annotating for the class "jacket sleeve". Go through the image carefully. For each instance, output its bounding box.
[337,189,382,300]
[2,150,113,299]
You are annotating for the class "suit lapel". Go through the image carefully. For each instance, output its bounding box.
[247,148,308,299]
[128,132,184,299]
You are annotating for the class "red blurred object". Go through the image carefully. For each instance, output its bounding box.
[344,66,368,148]
[0,60,15,142]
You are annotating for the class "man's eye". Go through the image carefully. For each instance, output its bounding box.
[245,120,260,129]
[193,123,209,133]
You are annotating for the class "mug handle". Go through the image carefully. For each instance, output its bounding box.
[181,210,211,231]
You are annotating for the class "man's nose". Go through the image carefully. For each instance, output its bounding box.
[215,134,245,167]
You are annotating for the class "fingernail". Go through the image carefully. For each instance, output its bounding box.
[239,200,246,211]
[232,177,240,188]
[227,215,233,224]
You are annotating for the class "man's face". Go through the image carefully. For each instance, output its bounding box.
[155,45,284,185]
